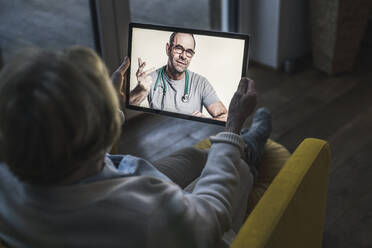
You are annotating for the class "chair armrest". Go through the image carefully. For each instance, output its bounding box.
[231,138,330,248]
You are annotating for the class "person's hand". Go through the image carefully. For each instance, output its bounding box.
[225,78,257,134]
[191,111,207,118]
[136,57,155,92]
[111,56,130,102]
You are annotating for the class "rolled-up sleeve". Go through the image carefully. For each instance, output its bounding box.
[202,79,221,108]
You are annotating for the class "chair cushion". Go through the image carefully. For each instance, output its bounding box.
[194,138,291,216]
[246,139,291,215]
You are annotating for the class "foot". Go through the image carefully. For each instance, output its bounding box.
[241,107,272,179]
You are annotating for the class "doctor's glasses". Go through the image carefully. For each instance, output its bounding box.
[172,45,195,58]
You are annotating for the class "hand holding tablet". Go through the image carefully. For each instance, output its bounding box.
[111,56,130,108]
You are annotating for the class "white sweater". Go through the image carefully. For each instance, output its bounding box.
[0,132,248,248]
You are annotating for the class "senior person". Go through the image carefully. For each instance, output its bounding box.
[0,46,271,248]
[129,32,228,121]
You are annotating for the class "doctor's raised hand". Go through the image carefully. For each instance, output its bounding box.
[129,57,155,105]
[136,58,155,91]
[225,78,257,134]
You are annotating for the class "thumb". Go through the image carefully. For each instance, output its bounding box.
[237,77,248,93]
[119,56,130,74]
[247,79,255,93]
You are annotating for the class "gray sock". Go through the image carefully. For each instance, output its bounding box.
[241,107,272,181]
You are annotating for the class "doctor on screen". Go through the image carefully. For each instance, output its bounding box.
[129,32,228,121]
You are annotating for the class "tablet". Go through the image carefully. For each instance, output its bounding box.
[126,22,249,126]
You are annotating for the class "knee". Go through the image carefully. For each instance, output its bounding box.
[181,147,209,161]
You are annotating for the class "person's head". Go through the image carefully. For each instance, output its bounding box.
[166,32,196,74]
[0,47,121,186]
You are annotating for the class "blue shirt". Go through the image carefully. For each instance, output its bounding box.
[80,154,172,184]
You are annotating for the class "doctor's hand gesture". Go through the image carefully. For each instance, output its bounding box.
[136,58,155,92]
[225,78,257,134]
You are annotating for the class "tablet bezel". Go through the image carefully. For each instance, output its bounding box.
[126,22,249,126]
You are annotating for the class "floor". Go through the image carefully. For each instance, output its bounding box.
[1,1,372,247]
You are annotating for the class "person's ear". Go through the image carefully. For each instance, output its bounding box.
[166,43,170,57]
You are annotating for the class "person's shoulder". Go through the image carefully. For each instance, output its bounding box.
[147,67,164,91]
[155,67,163,74]
[149,67,162,78]
[188,70,209,84]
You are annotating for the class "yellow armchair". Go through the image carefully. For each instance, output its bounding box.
[231,138,330,248]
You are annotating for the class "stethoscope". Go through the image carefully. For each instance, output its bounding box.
[154,66,190,103]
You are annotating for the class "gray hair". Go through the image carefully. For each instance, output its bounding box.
[0,47,120,185]
[169,32,196,49]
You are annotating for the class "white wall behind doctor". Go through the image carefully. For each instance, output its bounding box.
[130,28,245,117]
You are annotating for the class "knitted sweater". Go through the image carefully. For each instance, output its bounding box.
[0,132,246,248]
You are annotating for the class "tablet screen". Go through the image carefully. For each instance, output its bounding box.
[126,23,249,125]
